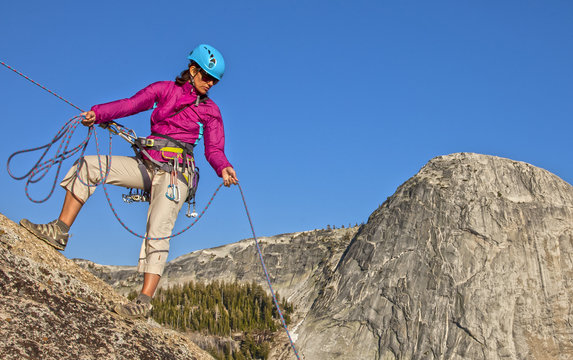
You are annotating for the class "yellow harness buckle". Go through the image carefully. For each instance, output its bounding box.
[160,147,184,161]
[161,147,183,154]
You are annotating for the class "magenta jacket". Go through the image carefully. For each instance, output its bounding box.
[92,81,232,177]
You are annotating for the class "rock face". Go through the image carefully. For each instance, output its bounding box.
[297,153,573,359]
[75,227,358,321]
[75,226,359,360]
[75,153,573,359]
[163,228,358,316]
[0,214,213,360]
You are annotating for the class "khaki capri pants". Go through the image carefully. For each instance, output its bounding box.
[60,155,191,276]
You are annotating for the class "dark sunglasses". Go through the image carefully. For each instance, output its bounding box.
[199,69,218,84]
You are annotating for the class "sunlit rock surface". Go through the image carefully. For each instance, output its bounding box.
[0,214,213,360]
[76,153,573,359]
[297,153,573,359]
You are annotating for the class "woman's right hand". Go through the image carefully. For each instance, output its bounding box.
[80,111,96,127]
[222,166,238,187]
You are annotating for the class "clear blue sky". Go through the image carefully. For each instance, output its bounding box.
[1,1,572,266]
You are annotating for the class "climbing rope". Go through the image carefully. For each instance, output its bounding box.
[2,60,217,241]
[7,113,221,241]
[1,61,84,112]
[238,183,301,359]
[2,60,301,358]
[7,116,94,203]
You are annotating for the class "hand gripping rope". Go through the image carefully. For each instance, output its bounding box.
[1,60,301,359]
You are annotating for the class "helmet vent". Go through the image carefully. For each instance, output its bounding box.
[187,44,224,79]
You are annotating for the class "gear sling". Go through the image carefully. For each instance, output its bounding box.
[125,103,201,218]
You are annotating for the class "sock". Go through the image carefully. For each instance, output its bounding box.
[136,293,152,304]
[55,219,70,233]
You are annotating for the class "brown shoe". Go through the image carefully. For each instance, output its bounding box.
[113,297,153,319]
[20,219,69,251]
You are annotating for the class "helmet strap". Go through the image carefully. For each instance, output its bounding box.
[189,68,197,87]
[189,67,204,106]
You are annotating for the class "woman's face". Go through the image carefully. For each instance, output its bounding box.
[190,66,218,95]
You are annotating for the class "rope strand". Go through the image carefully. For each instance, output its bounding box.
[1,61,85,112]
[7,116,93,203]
[238,184,301,359]
[2,60,300,358]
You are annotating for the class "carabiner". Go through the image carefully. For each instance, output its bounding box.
[165,159,181,202]
[165,184,180,201]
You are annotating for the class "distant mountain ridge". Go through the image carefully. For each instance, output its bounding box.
[74,227,359,326]
[76,153,573,359]
[75,227,359,359]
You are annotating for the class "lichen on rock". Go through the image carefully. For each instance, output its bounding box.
[0,213,213,360]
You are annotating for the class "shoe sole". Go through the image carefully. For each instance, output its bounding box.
[113,303,152,319]
[20,219,66,251]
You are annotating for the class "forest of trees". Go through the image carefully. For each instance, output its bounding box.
[129,280,294,359]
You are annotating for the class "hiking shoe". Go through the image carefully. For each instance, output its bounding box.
[20,219,69,251]
[113,298,153,319]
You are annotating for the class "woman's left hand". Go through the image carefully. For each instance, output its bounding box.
[222,167,238,187]
[80,111,96,127]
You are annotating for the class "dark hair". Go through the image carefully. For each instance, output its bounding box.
[175,61,198,86]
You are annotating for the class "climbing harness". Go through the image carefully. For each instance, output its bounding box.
[122,129,201,217]
[1,60,301,359]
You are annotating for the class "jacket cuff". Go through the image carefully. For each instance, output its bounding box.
[216,163,232,177]
[91,105,110,124]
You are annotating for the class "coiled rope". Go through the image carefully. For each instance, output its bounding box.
[1,60,301,359]
[7,116,97,203]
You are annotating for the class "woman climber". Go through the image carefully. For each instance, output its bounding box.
[19,44,238,318]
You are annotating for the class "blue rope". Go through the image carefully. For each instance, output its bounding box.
[7,116,94,203]
[7,115,221,241]
[238,184,301,359]
[1,60,84,112]
[3,60,301,358]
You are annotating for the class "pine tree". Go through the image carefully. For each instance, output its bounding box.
[147,279,294,359]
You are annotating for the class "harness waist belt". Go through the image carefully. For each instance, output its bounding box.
[132,135,196,194]
[134,137,195,154]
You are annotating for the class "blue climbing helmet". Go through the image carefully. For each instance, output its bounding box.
[187,44,225,80]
